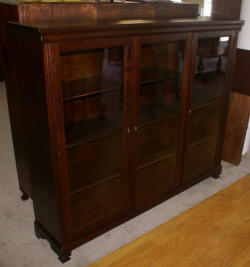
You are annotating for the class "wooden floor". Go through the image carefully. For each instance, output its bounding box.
[90,174,250,267]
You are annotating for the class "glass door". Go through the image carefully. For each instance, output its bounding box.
[134,37,188,208]
[60,44,131,238]
[183,35,231,183]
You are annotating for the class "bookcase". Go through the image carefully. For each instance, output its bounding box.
[6,18,242,262]
[61,45,130,238]
[0,0,199,199]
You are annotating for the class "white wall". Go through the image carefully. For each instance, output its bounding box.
[238,0,250,50]
[243,119,250,155]
[237,0,250,155]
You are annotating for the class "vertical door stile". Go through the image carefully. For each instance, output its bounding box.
[181,33,198,182]
[177,33,194,186]
[122,40,133,210]
[43,43,73,245]
[132,36,141,208]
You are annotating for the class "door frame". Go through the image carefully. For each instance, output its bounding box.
[52,37,134,242]
[131,33,193,209]
[182,30,237,185]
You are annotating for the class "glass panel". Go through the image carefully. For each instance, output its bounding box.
[193,36,229,107]
[189,101,221,145]
[61,47,123,100]
[139,43,183,126]
[184,36,230,181]
[64,90,123,147]
[185,136,217,181]
[61,47,124,193]
[136,41,185,203]
[71,174,124,237]
[67,133,122,192]
[138,115,179,166]
[136,155,177,207]
[191,36,230,145]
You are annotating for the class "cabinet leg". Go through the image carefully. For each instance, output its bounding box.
[58,253,71,263]
[34,221,71,262]
[20,188,29,201]
[212,173,220,179]
[50,243,71,263]
[212,167,222,179]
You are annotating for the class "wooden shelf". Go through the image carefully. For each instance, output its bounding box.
[63,76,122,101]
[192,97,221,112]
[140,67,178,85]
[138,140,174,168]
[69,169,121,196]
[67,132,122,193]
[197,43,228,58]
[193,71,224,107]
[65,116,122,149]
[139,103,178,126]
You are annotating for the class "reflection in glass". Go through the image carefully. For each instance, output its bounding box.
[136,41,185,205]
[138,42,185,166]
[139,42,184,127]
[61,47,124,193]
[193,36,229,106]
[181,0,212,16]
[185,36,230,181]
[64,90,123,147]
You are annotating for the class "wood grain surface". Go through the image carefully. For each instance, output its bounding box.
[90,173,250,267]
[222,48,250,165]
[212,0,242,20]
[232,49,250,97]
[222,92,250,165]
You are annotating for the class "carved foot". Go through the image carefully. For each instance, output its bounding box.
[58,253,71,263]
[212,167,222,179]
[50,241,72,263]
[34,221,71,262]
[51,244,71,263]
[20,189,29,201]
[212,173,220,179]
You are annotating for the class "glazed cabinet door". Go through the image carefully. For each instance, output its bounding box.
[58,39,132,239]
[183,32,235,184]
[133,34,191,209]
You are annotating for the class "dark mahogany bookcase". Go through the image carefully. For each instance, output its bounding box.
[0,0,198,199]
[3,1,243,263]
